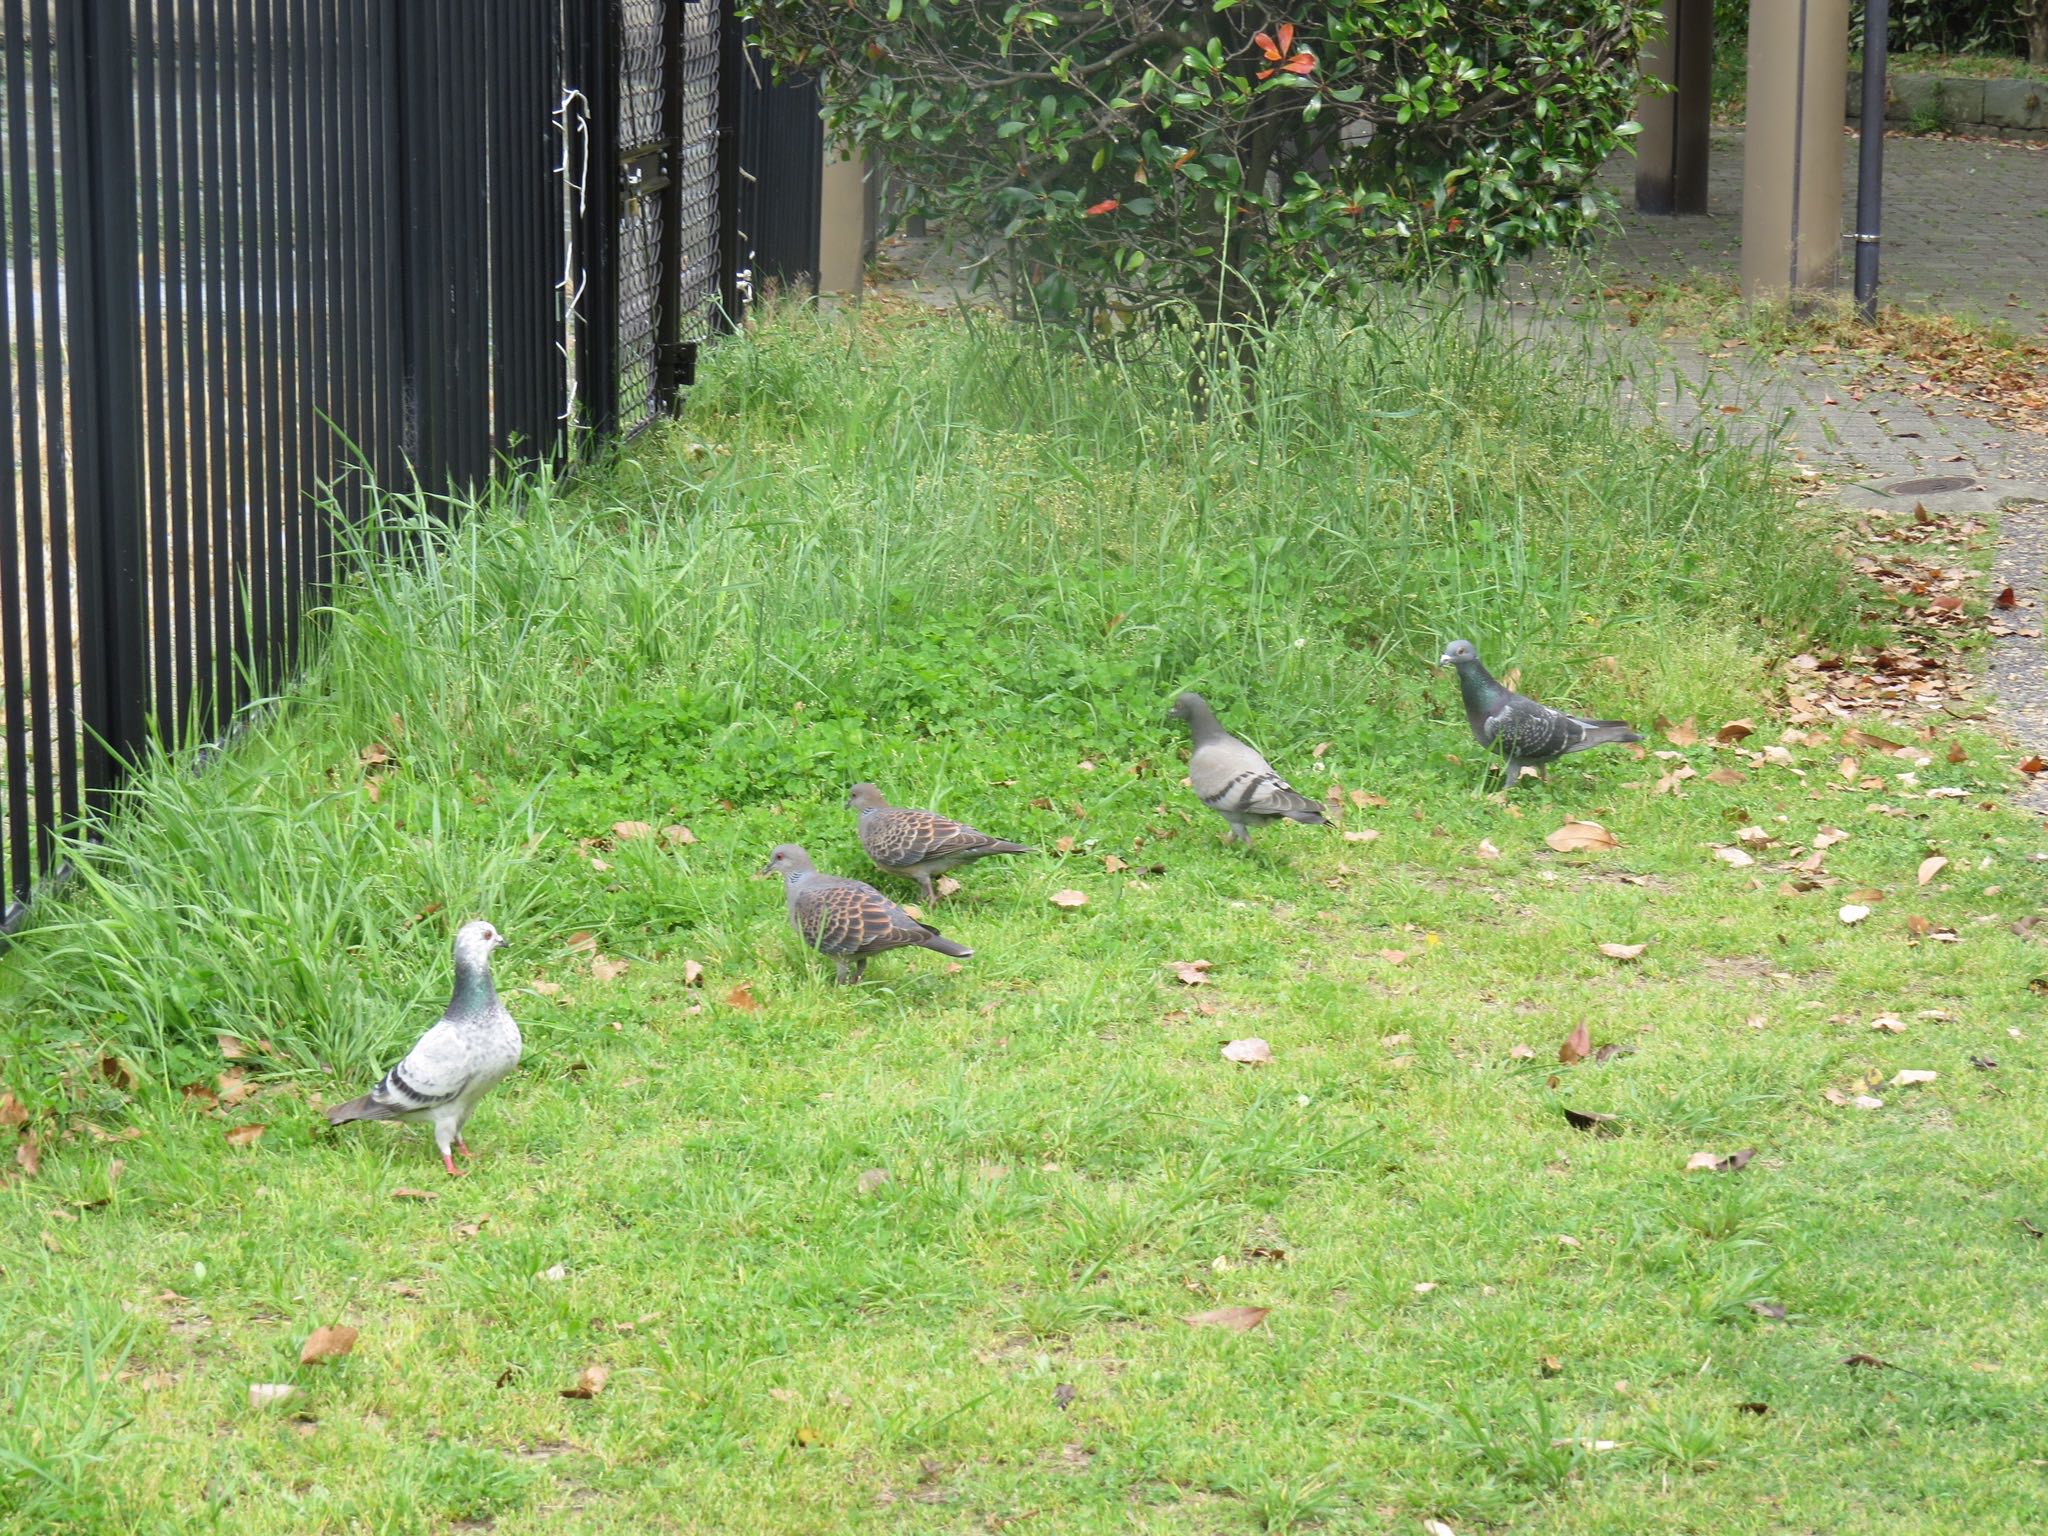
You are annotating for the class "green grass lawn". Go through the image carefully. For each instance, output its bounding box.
[3,299,2045,1534]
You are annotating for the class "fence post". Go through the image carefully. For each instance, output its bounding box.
[566,0,621,438]
[56,0,147,796]
[654,0,687,410]
[715,0,745,327]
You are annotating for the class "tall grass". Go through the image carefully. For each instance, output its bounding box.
[0,296,1863,1092]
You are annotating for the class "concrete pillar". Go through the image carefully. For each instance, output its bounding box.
[817,143,870,296]
[1636,0,1714,215]
[1741,0,1850,301]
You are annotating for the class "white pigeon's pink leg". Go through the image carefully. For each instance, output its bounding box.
[442,1149,466,1178]
[456,1136,473,1158]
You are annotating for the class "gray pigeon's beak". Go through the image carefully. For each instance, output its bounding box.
[1436,651,1454,668]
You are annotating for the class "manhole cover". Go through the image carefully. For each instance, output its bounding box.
[1884,476,1975,496]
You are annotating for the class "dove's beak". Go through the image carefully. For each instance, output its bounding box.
[755,860,775,879]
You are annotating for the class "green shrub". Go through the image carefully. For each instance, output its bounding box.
[748,0,1653,326]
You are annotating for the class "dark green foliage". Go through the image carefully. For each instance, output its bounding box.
[748,0,1653,325]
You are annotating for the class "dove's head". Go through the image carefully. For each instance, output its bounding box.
[845,783,888,812]
[453,920,506,972]
[1438,639,1481,669]
[758,844,817,881]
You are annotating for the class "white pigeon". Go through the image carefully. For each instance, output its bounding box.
[326,919,520,1177]
[1168,691,1328,846]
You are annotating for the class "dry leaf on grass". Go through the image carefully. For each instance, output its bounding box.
[1869,1016,1907,1034]
[1049,889,1088,909]
[1684,1149,1755,1174]
[1558,1022,1592,1065]
[1477,839,1501,860]
[1508,1044,1536,1060]
[14,1139,40,1177]
[1659,716,1699,747]
[1916,855,1948,887]
[1221,1038,1273,1066]
[1713,846,1755,868]
[1546,820,1617,853]
[591,955,629,984]
[935,875,963,897]
[661,824,697,847]
[1183,1305,1269,1332]
[1562,1108,1621,1135]
[299,1325,358,1365]
[1889,1069,1938,1087]
[1597,942,1646,961]
[1103,854,1128,874]
[1168,961,1212,986]
[1716,720,1754,744]
[1838,905,1871,925]
[1704,767,1746,786]
[1424,1522,1458,1536]
[1342,829,1380,844]
[565,931,599,956]
[724,983,760,1013]
[1813,827,1850,848]
[248,1383,297,1409]
[390,1187,439,1202]
[682,960,704,987]
[560,1365,609,1399]
[612,820,652,841]
[224,1124,264,1148]
[857,1168,890,1195]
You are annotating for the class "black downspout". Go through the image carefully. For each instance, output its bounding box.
[1854,0,1888,322]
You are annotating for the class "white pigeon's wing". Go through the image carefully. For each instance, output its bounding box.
[363,1014,475,1114]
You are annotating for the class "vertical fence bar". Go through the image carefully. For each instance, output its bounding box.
[566,0,620,439]
[135,0,175,732]
[0,0,30,906]
[255,0,297,675]
[58,0,148,797]
[174,0,212,744]
[715,0,743,326]
[28,0,77,868]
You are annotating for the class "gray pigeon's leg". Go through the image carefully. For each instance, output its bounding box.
[1225,817,1252,846]
[1502,759,1526,787]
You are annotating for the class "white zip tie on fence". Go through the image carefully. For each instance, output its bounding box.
[553,85,591,428]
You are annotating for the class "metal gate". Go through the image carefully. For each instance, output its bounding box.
[1,0,735,932]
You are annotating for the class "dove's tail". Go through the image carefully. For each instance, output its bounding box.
[916,930,974,959]
[325,1093,399,1126]
[1564,720,1642,754]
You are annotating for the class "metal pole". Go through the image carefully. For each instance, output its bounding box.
[1853,0,1889,322]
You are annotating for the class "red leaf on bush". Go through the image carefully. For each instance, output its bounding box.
[1281,53,1316,75]
[1085,198,1119,217]
[1276,22,1294,53]
[1253,30,1280,60]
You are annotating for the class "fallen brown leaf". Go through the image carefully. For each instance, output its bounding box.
[1746,1300,1788,1320]
[936,875,962,898]
[857,1168,890,1195]
[224,1124,264,1148]
[591,954,629,984]
[723,982,759,1013]
[1716,720,1754,744]
[1994,586,2018,609]
[1559,1022,1591,1065]
[1546,820,1618,853]
[1168,960,1211,986]
[682,960,704,986]
[1597,942,1646,961]
[1916,855,1948,887]
[1838,905,1871,925]
[299,1325,359,1365]
[390,1187,439,1202]
[565,931,598,955]
[1476,839,1501,860]
[1660,716,1699,747]
[1704,767,1746,786]
[1221,1038,1272,1066]
[612,820,652,841]
[1684,1149,1755,1173]
[1049,889,1088,909]
[1562,1108,1621,1135]
[1183,1305,1270,1332]
[560,1364,609,1399]
[248,1383,297,1409]
[661,824,697,846]
[0,1092,26,1129]
[1508,1043,1536,1060]
[1841,1353,1893,1370]
[1342,829,1380,844]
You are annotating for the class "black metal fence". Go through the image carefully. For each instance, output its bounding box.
[2,0,812,930]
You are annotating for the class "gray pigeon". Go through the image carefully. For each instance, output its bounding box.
[847,782,1030,905]
[1168,692,1328,846]
[325,919,520,1178]
[1438,639,1642,785]
[760,843,972,984]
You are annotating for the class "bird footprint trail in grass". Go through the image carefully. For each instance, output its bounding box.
[1168,692,1327,846]
[846,782,1030,905]
[1438,639,1642,785]
[761,843,972,985]
[325,920,520,1179]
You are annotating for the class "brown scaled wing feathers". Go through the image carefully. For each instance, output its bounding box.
[795,878,932,956]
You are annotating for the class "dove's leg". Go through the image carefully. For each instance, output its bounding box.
[915,870,937,907]
[834,956,852,985]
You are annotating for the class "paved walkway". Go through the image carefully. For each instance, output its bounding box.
[1588,128,2048,337]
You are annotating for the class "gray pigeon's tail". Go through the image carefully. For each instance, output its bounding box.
[1565,720,1642,754]
[916,930,974,959]
[325,1093,397,1126]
